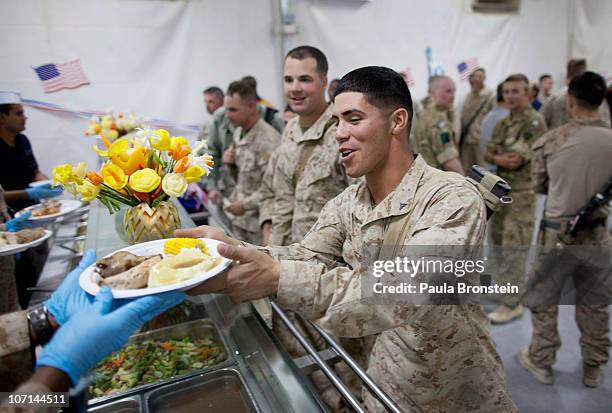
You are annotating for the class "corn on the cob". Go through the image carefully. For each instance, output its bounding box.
[163,238,209,255]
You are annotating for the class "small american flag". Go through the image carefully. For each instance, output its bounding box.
[33,59,90,93]
[457,58,479,81]
[399,67,415,87]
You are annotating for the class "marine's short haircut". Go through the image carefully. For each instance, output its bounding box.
[469,67,486,79]
[496,82,505,103]
[241,76,261,100]
[0,104,17,116]
[567,58,587,81]
[539,74,552,83]
[226,80,257,103]
[504,73,530,91]
[285,46,328,75]
[334,66,414,133]
[203,86,224,100]
[568,71,606,110]
[429,75,453,91]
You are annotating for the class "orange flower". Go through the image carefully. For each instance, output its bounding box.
[170,144,190,161]
[173,157,190,173]
[86,171,103,186]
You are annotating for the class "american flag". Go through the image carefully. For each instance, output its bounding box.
[399,67,415,87]
[33,59,90,93]
[457,58,479,81]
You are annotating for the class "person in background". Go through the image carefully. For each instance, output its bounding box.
[412,75,465,174]
[327,78,339,102]
[460,67,495,170]
[0,250,184,399]
[196,86,224,143]
[530,83,543,111]
[538,74,554,105]
[242,75,276,110]
[480,83,510,173]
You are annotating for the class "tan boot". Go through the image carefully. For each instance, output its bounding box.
[518,346,553,384]
[487,304,524,324]
[583,365,603,388]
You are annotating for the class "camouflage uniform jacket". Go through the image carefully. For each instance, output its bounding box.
[266,156,517,412]
[413,105,461,170]
[541,89,611,130]
[487,106,547,191]
[205,105,284,196]
[461,88,495,144]
[0,310,34,391]
[269,105,349,245]
[228,119,280,233]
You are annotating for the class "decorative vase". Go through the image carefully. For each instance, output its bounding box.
[123,201,180,244]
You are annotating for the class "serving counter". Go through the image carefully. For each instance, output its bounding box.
[84,201,329,413]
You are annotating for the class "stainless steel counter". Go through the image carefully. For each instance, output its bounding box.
[84,201,328,413]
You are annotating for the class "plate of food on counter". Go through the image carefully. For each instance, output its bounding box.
[79,238,231,298]
[15,199,83,221]
[0,228,53,256]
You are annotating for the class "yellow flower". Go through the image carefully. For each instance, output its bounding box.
[87,123,101,135]
[77,180,100,201]
[150,129,171,151]
[101,116,113,129]
[108,139,148,175]
[106,129,119,141]
[183,165,205,183]
[170,136,189,148]
[73,162,87,180]
[52,164,74,185]
[162,173,188,197]
[129,168,161,193]
[101,163,128,190]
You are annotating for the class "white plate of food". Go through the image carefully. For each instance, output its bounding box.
[79,238,232,298]
[15,199,83,221]
[0,228,53,256]
[28,180,53,188]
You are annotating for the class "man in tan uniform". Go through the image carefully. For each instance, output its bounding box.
[413,75,465,174]
[221,81,280,244]
[180,67,518,413]
[537,74,554,106]
[485,74,547,324]
[269,46,349,246]
[460,68,495,171]
[521,71,612,388]
[541,59,611,129]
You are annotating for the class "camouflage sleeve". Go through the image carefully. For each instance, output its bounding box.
[242,139,277,214]
[205,112,224,192]
[515,115,547,162]
[486,121,504,154]
[0,311,35,391]
[531,136,549,194]
[275,185,486,338]
[430,123,460,165]
[540,97,555,129]
[269,148,295,246]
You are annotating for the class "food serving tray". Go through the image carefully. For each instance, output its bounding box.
[87,319,234,406]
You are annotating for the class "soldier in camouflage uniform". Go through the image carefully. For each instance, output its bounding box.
[0,187,19,316]
[485,74,547,324]
[520,72,612,388]
[460,68,495,171]
[221,81,280,245]
[181,67,518,412]
[196,86,224,142]
[413,75,465,175]
[541,59,611,130]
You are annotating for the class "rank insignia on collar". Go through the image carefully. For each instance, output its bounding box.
[399,202,408,209]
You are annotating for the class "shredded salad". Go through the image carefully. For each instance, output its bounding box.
[90,336,226,397]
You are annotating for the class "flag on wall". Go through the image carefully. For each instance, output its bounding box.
[399,67,415,87]
[457,58,479,81]
[32,59,90,93]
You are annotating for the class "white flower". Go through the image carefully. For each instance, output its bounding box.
[162,173,188,197]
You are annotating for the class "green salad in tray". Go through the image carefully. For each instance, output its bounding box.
[90,336,226,397]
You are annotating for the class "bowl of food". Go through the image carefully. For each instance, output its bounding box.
[79,238,231,298]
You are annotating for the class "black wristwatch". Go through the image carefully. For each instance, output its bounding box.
[26,304,54,346]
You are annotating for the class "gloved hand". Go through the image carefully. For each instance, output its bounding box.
[45,249,97,325]
[37,286,185,385]
[25,183,63,200]
[4,211,34,232]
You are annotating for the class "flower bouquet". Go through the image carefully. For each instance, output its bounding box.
[85,111,142,141]
[53,129,213,243]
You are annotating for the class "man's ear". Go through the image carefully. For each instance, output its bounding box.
[390,108,409,136]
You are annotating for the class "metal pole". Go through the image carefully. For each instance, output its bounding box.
[270,302,365,413]
[304,318,404,413]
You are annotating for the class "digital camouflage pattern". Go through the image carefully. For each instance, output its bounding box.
[413,106,461,170]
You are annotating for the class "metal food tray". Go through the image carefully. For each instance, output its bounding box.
[144,368,259,413]
[88,396,140,412]
[87,319,233,406]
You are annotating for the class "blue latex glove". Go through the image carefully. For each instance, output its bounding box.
[37,286,185,385]
[25,183,63,200]
[45,249,97,325]
[4,211,34,232]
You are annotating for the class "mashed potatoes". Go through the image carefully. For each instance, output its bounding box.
[148,248,221,288]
